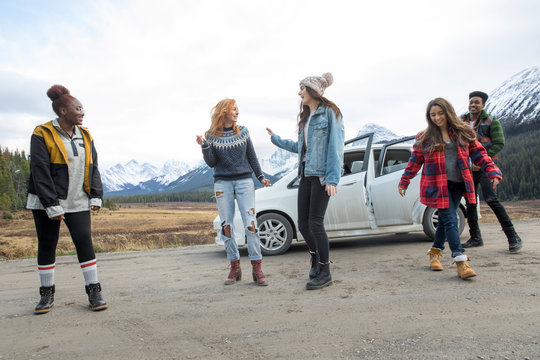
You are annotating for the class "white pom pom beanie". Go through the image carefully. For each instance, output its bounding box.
[299,72,334,96]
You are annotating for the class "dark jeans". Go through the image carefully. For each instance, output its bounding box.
[33,210,96,265]
[432,181,465,258]
[466,170,513,230]
[297,176,331,264]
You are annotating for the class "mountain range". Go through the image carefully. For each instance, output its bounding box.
[103,66,540,197]
[102,122,404,196]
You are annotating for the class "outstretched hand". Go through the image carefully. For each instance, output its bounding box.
[266,128,273,136]
[326,184,337,196]
[196,135,204,146]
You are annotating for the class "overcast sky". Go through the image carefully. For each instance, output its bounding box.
[1,0,539,169]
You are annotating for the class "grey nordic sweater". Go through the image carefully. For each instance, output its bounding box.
[202,126,264,183]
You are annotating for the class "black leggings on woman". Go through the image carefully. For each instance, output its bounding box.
[32,210,96,265]
[297,176,331,264]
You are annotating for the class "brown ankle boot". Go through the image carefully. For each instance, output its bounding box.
[427,248,443,271]
[251,260,268,286]
[454,256,476,279]
[224,259,241,285]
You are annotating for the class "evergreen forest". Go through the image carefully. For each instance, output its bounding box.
[0,146,30,211]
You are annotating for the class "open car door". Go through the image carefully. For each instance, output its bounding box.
[325,133,375,233]
[367,136,423,227]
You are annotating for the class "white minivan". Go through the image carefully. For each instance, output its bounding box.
[213,133,466,255]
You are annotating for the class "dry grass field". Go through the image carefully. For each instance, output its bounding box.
[1,199,540,261]
[0,202,217,260]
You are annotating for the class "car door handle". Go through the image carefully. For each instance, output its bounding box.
[342,181,357,186]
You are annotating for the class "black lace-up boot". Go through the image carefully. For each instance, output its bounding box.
[85,282,108,311]
[306,262,332,290]
[34,285,55,314]
[503,226,523,252]
[309,251,320,279]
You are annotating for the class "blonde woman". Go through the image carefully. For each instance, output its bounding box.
[196,99,270,286]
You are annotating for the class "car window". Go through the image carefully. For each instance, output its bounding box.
[380,149,410,176]
[343,151,364,176]
[288,176,301,188]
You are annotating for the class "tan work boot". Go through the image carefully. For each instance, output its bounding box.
[426,248,443,271]
[224,259,241,285]
[454,256,476,279]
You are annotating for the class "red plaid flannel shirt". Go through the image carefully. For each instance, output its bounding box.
[399,132,502,209]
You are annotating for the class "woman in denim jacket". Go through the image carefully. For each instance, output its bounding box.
[267,73,344,290]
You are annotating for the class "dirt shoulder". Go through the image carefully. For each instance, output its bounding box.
[1,219,539,359]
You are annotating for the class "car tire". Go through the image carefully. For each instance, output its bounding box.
[422,206,466,240]
[258,213,294,256]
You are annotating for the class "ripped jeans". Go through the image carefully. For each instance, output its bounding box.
[215,178,262,261]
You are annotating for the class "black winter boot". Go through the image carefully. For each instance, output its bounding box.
[34,285,55,314]
[462,232,484,248]
[306,262,332,290]
[503,226,522,252]
[85,282,108,311]
[462,206,483,248]
[309,251,320,279]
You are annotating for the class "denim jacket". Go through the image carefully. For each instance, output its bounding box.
[271,105,344,186]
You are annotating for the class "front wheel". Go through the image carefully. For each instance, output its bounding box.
[258,213,294,256]
[422,206,466,240]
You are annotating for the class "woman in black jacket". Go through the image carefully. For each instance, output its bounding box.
[27,85,107,314]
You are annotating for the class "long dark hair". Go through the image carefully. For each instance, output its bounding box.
[297,87,342,134]
[419,97,476,153]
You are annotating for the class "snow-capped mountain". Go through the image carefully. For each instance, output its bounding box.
[486,66,540,126]
[164,161,214,193]
[353,123,403,145]
[101,160,160,192]
[102,159,191,193]
[260,148,297,178]
[153,160,192,185]
[102,124,401,195]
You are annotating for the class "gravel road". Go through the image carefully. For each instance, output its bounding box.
[1,219,539,359]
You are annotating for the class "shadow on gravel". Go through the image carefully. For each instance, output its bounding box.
[235,232,432,257]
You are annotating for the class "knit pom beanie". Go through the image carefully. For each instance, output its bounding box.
[299,72,334,96]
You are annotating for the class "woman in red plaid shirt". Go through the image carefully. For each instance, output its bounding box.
[398,98,502,279]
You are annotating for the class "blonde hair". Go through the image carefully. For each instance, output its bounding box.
[206,99,240,137]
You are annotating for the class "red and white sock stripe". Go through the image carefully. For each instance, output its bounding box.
[80,259,97,271]
[38,263,55,274]
[80,259,98,285]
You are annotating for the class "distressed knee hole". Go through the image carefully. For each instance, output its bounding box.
[247,221,257,234]
[221,221,231,237]
[215,191,223,197]
[249,208,255,215]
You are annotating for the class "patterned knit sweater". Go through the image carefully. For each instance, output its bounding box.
[202,126,264,183]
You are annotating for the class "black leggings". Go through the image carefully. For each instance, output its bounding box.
[297,176,331,264]
[33,210,96,265]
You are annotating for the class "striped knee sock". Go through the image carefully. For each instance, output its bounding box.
[80,259,98,285]
[38,263,55,287]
